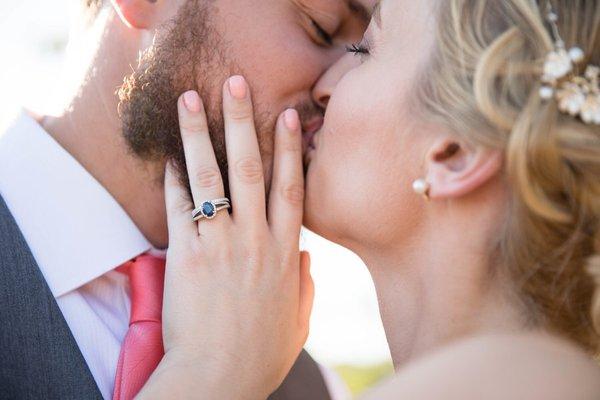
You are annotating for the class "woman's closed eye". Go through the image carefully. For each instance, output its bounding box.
[346,39,370,60]
[346,42,368,54]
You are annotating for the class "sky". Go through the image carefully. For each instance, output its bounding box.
[0,0,392,368]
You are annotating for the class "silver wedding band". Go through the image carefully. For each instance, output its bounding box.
[192,198,231,221]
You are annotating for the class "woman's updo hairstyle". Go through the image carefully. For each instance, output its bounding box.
[418,0,600,354]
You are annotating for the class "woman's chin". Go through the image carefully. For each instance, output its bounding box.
[302,175,318,231]
[302,164,338,244]
[302,135,342,243]
[302,159,324,234]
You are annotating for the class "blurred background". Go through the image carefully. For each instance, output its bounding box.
[0,0,393,396]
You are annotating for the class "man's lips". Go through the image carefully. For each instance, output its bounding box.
[302,117,323,154]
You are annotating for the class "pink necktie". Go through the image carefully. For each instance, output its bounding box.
[113,254,166,400]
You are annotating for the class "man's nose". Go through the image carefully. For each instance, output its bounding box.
[312,53,360,109]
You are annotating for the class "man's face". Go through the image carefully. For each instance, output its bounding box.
[118,0,371,193]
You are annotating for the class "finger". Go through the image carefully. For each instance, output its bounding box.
[222,76,267,228]
[178,90,230,234]
[268,109,304,247]
[297,251,314,342]
[164,161,197,242]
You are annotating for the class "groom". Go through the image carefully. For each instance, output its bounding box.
[0,0,371,399]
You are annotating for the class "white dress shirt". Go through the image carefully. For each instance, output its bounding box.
[0,111,349,400]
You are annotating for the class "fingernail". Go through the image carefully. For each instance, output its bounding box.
[228,75,247,100]
[284,109,300,131]
[183,90,201,113]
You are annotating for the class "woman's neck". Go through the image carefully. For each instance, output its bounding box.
[361,218,531,369]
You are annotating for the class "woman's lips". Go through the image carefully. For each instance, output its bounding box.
[302,117,323,155]
[302,130,317,152]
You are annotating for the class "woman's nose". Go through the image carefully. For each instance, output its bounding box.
[312,54,360,109]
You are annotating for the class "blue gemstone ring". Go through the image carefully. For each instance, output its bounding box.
[192,198,231,222]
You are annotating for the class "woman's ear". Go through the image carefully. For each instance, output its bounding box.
[425,138,503,200]
[110,0,160,29]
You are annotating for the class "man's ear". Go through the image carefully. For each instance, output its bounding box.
[425,138,503,200]
[110,0,160,29]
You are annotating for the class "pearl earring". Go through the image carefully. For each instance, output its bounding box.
[412,179,431,201]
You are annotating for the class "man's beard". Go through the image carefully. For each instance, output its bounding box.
[117,0,322,198]
[118,0,250,194]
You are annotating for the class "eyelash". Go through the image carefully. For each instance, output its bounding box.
[346,42,370,56]
[311,19,333,46]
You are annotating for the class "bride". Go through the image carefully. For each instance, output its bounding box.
[139,0,600,398]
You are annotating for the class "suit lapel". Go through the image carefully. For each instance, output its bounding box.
[0,195,103,399]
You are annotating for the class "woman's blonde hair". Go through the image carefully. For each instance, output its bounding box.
[419,0,600,353]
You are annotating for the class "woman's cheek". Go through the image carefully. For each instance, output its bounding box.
[304,106,362,240]
[307,60,397,229]
[305,96,398,246]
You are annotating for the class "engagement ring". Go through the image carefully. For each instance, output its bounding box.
[192,198,231,221]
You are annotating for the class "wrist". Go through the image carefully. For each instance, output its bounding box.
[136,351,268,400]
[136,355,215,399]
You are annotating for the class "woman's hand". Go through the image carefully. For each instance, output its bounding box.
[138,76,314,400]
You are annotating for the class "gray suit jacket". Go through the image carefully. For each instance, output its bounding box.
[0,195,330,400]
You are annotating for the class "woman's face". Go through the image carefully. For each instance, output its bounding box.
[304,0,438,254]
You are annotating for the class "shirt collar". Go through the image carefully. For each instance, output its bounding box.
[0,111,154,297]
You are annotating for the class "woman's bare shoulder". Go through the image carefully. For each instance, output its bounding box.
[363,333,600,400]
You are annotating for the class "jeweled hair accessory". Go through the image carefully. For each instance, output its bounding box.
[539,2,600,125]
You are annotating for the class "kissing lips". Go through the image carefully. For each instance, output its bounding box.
[302,117,323,164]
